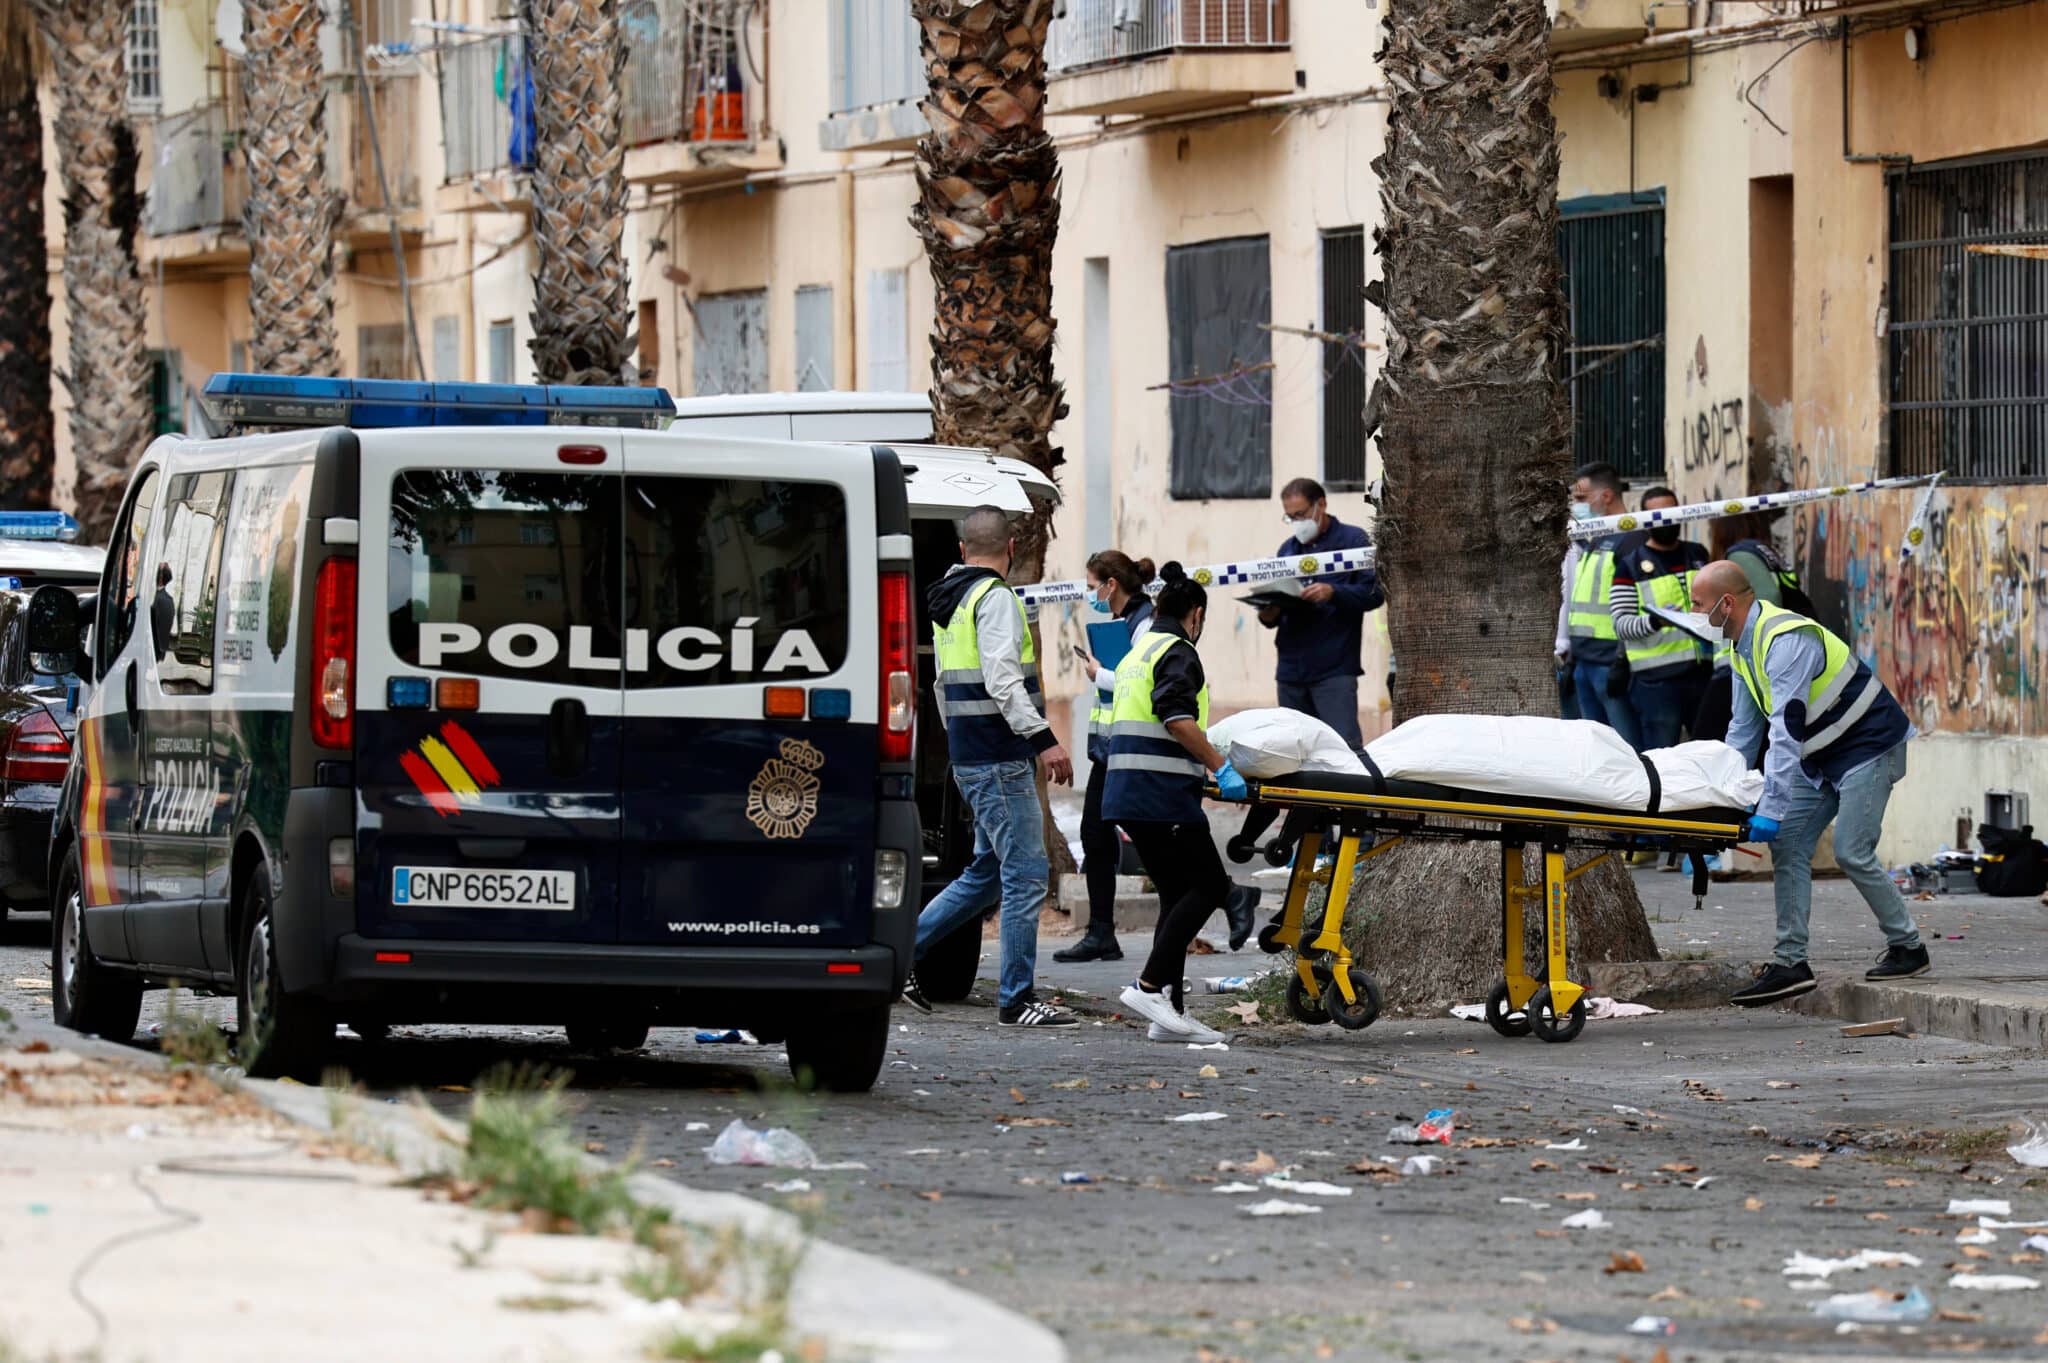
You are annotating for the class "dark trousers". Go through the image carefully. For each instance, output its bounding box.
[1279,674,1363,748]
[1692,668,1733,742]
[1078,759,1121,936]
[1628,663,1710,752]
[1120,821,1232,1003]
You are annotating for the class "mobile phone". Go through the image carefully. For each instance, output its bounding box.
[1071,644,1092,664]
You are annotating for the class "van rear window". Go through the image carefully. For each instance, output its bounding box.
[388,470,623,687]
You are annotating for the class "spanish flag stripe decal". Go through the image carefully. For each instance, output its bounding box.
[438,721,501,788]
[420,737,480,801]
[399,750,462,817]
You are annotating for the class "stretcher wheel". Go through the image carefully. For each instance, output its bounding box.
[1256,921,1289,955]
[1263,842,1292,868]
[1483,982,1531,1039]
[1526,987,1588,1044]
[1322,968,1382,1031]
[1285,971,1332,1025]
[1226,835,1258,864]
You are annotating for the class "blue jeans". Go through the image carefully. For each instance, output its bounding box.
[1770,743,1920,967]
[1572,659,1642,750]
[1629,665,1708,752]
[1557,666,1581,720]
[914,759,1048,1008]
[1279,674,1363,748]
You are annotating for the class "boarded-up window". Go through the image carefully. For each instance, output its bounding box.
[358,324,409,380]
[795,285,834,391]
[432,316,461,381]
[866,268,908,390]
[487,320,516,384]
[693,289,768,396]
[1320,226,1368,493]
[1166,235,1271,500]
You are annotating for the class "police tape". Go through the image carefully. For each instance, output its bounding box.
[1016,471,1945,610]
[1568,473,1941,541]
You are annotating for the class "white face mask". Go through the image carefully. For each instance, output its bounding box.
[1289,518,1320,544]
[1668,610,1719,641]
[1569,501,1595,522]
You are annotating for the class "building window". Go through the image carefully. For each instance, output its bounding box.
[1888,151,2048,482]
[865,269,907,391]
[1560,193,1666,482]
[126,0,161,108]
[147,350,183,436]
[432,316,462,381]
[1320,226,1368,493]
[1165,235,1271,500]
[692,289,768,397]
[487,320,517,384]
[357,324,410,380]
[794,284,834,391]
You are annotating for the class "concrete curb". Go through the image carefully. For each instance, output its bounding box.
[256,1081,1067,1363]
[1791,976,2048,1051]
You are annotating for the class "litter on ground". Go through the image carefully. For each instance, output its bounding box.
[1170,1112,1229,1123]
[1948,1273,2041,1291]
[1244,1199,1322,1217]
[1949,1199,2013,1217]
[1812,1287,1932,1323]
[1561,1210,1611,1230]
[1262,1174,1352,1197]
[705,1118,819,1169]
[1782,1250,1923,1279]
[2006,1121,2048,1169]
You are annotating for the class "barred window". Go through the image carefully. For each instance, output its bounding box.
[1560,193,1667,482]
[1888,151,2048,483]
[126,0,161,107]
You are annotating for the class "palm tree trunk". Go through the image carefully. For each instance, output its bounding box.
[522,0,632,386]
[0,0,53,508]
[31,0,149,539]
[912,0,1074,876]
[242,0,342,375]
[1353,0,1654,1012]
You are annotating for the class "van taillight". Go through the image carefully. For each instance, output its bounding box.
[2,710,70,785]
[312,557,357,750]
[880,569,914,763]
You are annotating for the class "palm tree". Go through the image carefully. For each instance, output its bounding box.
[521,0,632,385]
[0,0,53,508]
[1355,0,1654,1011]
[30,0,149,539]
[913,0,1073,879]
[242,0,342,374]
[911,0,1066,582]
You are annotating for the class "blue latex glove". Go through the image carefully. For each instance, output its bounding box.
[1748,814,1780,844]
[1213,761,1249,802]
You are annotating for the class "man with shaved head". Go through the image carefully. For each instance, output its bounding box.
[1688,561,1926,1007]
[904,506,1078,1027]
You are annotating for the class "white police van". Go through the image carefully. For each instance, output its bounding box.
[31,375,955,1090]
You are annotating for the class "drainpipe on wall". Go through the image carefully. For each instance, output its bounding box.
[839,168,857,388]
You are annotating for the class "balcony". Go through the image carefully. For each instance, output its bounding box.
[435,34,534,215]
[819,0,926,154]
[1549,0,1697,55]
[620,0,781,187]
[1045,0,1293,119]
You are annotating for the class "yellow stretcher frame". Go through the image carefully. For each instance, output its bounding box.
[1229,780,1750,1044]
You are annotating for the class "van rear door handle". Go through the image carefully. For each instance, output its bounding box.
[546,698,589,779]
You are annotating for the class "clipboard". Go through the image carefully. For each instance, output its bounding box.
[1645,604,1717,643]
[1086,620,1134,670]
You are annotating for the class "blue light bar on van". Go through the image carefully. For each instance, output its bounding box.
[199,374,676,430]
[0,511,82,542]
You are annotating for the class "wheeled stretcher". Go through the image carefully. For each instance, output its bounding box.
[1218,765,1752,1044]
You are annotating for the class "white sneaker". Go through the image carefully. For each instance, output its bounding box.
[1121,983,1197,1037]
[1150,1019,1226,1045]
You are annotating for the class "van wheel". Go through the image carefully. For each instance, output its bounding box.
[786,1004,889,1094]
[918,916,983,1003]
[235,874,332,1079]
[51,850,142,1043]
[565,1020,650,1052]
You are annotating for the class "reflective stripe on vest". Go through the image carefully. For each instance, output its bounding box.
[1103,632,1211,821]
[1729,601,1879,758]
[1568,542,1619,642]
[932,576,1043,764]
[1622,561,1706,676]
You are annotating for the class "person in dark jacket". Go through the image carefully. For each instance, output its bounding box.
[1256,477,1383,748]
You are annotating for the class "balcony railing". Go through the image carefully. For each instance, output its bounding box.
[440,34,529,182]
[145,102,244,237]
[622,0,750,147]
[829,0,922,114]
[347,72,420,209]
[1047,0,1289,73]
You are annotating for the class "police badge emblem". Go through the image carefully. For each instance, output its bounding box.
[747,738,825,839]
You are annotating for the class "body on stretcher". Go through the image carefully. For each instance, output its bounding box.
[1214,766,1752,1045]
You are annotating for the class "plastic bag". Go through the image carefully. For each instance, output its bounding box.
[1208,709,1365,779]
[1813,1287,1932,1323]
[1386,1109,1456,1145]
[704,1117,818,1168]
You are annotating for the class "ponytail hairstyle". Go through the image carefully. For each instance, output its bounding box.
[1153,560,1207,621]
[1086,549,1156,598]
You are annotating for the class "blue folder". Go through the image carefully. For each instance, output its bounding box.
[1087,620,1134,671]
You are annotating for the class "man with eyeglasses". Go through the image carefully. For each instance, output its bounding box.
[1256,477,1383,748]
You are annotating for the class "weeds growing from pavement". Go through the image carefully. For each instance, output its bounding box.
[637,1215,814,1361]
[458,1063,667,1242]
[159,984,231,1069]
[499,1294,598,1313]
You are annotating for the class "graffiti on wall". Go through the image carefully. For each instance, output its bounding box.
[1793,432,2046,737]
[1681,397,1745,498]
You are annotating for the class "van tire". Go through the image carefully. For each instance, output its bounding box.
[52,850,142,1043]
[785,1004,889,1093]
[564,1020,650,1052]
[918,915,983,1003]
[235,873,332,1079]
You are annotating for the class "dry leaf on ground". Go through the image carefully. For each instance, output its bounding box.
[1506,1316,1559,1333]
[1603,1251,1645,1274]
[1789,1153,1825,1169]
[1744,1197,1765,1212]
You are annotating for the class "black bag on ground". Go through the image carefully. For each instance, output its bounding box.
[1975,823,2048,897]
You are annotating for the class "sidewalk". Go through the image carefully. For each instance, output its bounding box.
[0,1013,1063,1363]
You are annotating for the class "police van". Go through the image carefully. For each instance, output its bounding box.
[666,392,1060,1004]
[27,374,1004,1090]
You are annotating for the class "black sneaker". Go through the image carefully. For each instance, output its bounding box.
[1224,884,1260,952]
[1054,933,1123,963]
[900,970,934,1015]
[998,998,1079,1028]
[1867,943,1931,981]
[1730,960,1817,1008]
